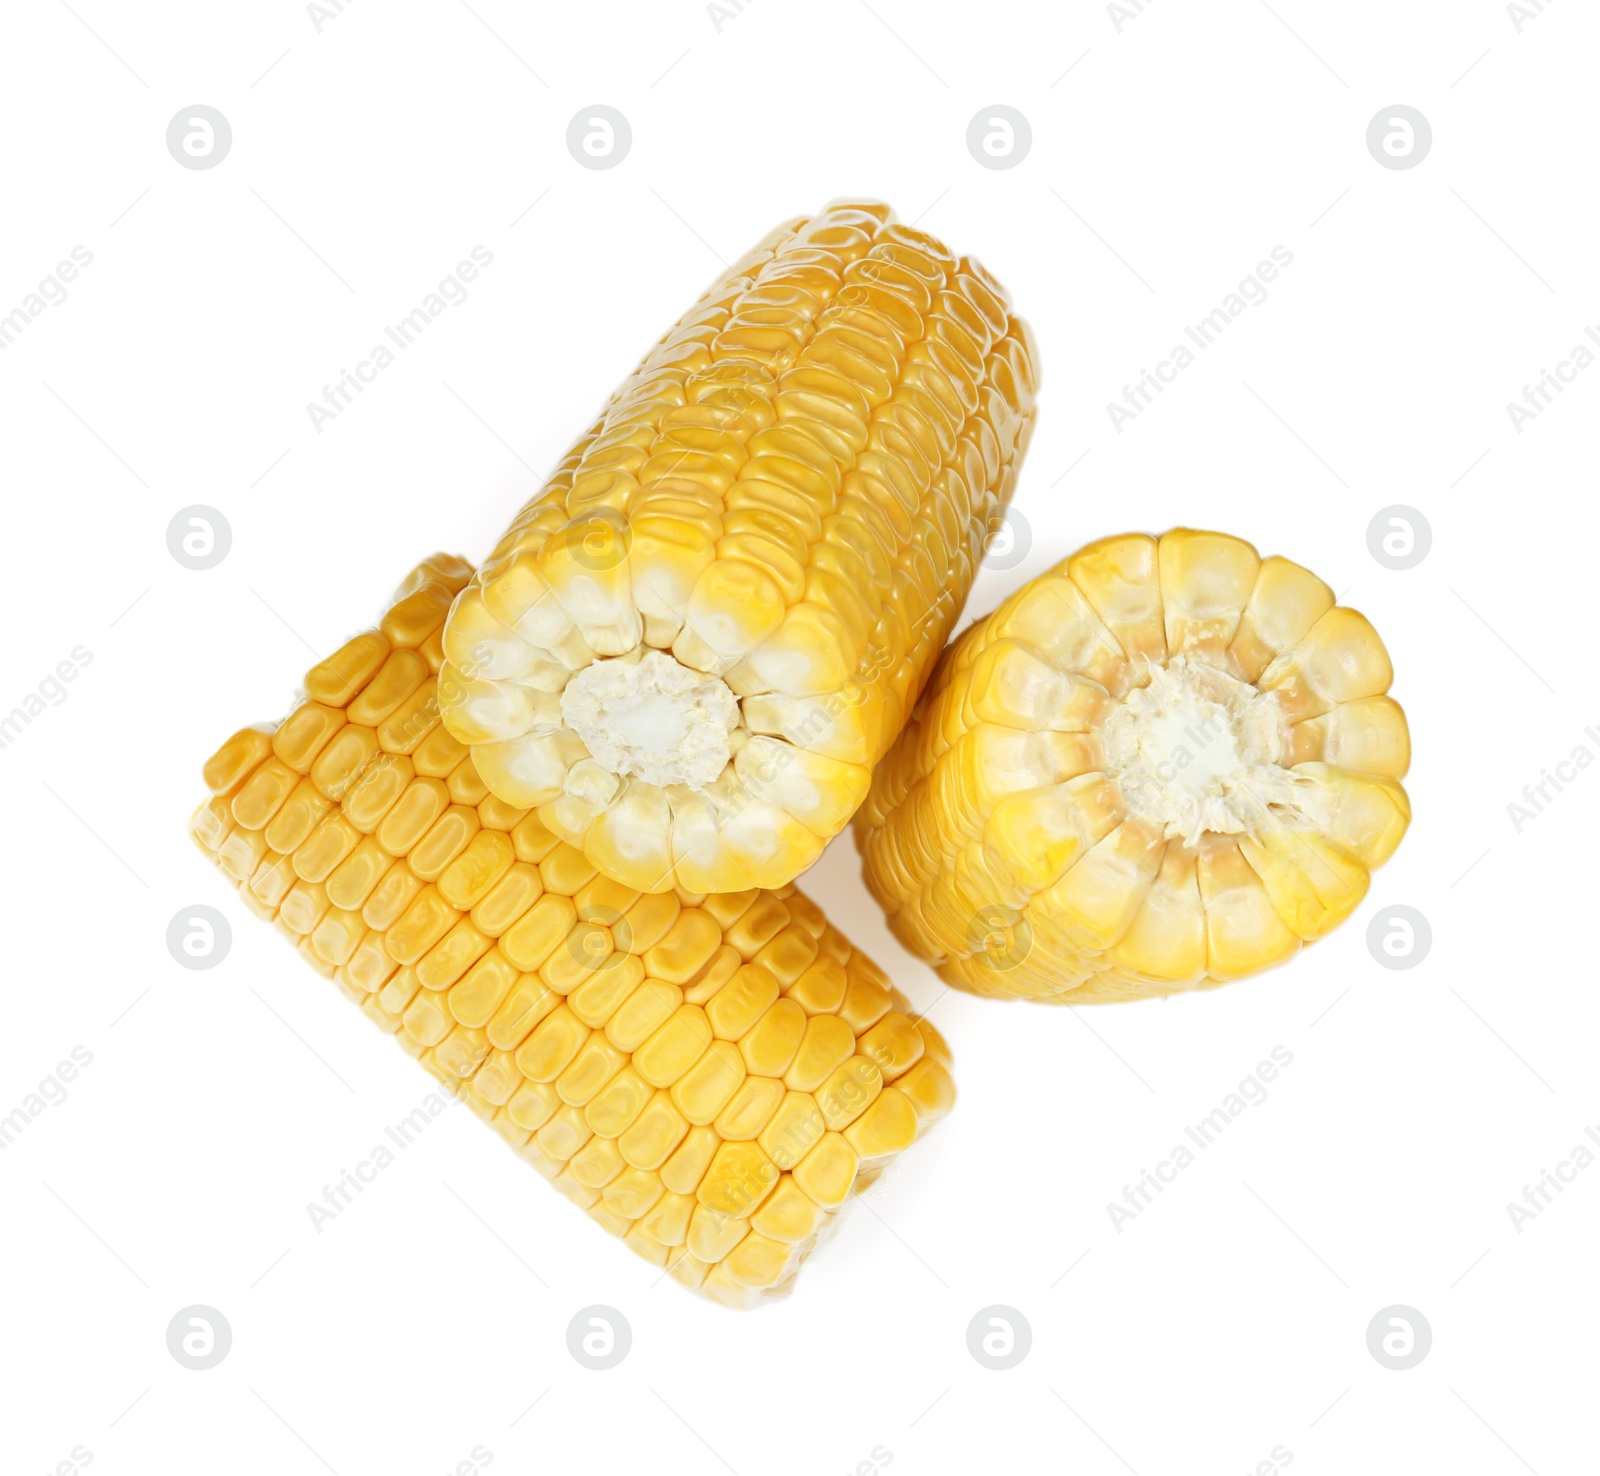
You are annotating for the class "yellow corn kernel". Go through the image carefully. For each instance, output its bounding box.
[640,1190,695,1248]
[759,1091,828,1170]
[345,930,396,994]
[791,1132,859,1208]
[347,649,429,727]
[661,1124,720,1196]
[751,1176,822,1244]
[409,804,480,882]
[515,1006,588,1082]
[193,551,953,1306]
[713,1076,786,1140]
[470,861,544,937]
[739,998,807,1077]
[449,949,519,1029]
[292,814,362,884]
[706,964,781,1040]
[218,824,269,883]
[895,1058,957,1128]
[644,907,723,984]
[687,1203,751,1264]
[584,1066,653,1139]
[617,1091,690,1171]
[438,830,516,910]
[602,1168,666,1221]
[856,1011,925,1082]
[306,631,389,707]
[817,1057,883,1130]
[385,886,457,966]
[204,725,273,795]
[856,528,1410,1002]
[843,1087,918,1163]
[719,1231,793,1290]
[569,1133,627,1190]
[605,979,683,1053]
[783,1013,856,1091]
[377,777,450,857]
[231,756,300,831]
[697,1140,780,1218]
[633,1004,714,1086]
[486,974,560,1052]
[670,1039,747,1125]
[567,955,646,1029]
[500,893,578,973]
[325,834,394,912]
[556,1032,628,1106]
[786,955,848,1015]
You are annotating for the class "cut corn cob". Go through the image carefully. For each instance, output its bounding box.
[438,200,1038,895]
[193,557,955,1308]
[855,529,1411,1002]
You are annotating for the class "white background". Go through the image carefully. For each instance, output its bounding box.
[1,1,1596,1472]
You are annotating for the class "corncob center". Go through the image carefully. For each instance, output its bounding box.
[1102,656,1301,848]
[560,649,741,791]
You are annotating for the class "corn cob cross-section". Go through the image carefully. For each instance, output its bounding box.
[856,529,1411,1003]
[191,558,955,1308]
[438,200,1038,895]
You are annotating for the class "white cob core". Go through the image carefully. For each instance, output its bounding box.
[1103,656,1301,847]
[561,649,739,790]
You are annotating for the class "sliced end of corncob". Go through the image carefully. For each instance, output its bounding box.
[194,557,955,1308]
[438,200,1039,895]
[855,528,1411,1003]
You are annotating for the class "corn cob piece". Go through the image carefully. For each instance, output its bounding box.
[192,557,955,1308]
[855,529,1411,1003]
[438,200,1038,895]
